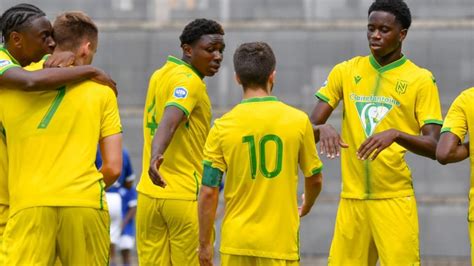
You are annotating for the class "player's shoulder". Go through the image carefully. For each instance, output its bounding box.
[458,87,474,99]
[69,80,115,98]
[278,101,310,122]
[331,56,366,72]
[403,59,436,81]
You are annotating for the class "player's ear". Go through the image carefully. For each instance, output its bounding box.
[234,72,242,85]
[399,28,408,42]
[10,31,23,49]
[182,43,192,59]
[268,70,276,84]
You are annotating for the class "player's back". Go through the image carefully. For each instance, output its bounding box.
[213,96,320,260]
[0,79,121,216]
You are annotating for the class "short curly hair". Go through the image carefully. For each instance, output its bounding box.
[368,0,411,29]
[179,18,224,46]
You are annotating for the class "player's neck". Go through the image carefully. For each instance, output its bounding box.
[372,47,403,67]
[243,87,271,99]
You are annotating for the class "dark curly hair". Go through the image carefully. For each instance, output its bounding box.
[179,18,224,46]
[233,42,276,89]
[368,0,411,29]
[0,3,46,42]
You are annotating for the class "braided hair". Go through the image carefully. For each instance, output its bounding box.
[0,3,45,42]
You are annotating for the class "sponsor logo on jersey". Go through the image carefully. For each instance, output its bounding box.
[354,75,362,84]
[0,59,12,68]
[351,94,399,137]
[395,80,408,94]
[173,87,188,99]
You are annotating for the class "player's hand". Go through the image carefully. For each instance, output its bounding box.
[198,244,214,266]
[318,124,348,159]
[357,129,399,160]
[149,155,166,188]
[43,51,75,68]
[298,194,311,217]
[91,67,118,96]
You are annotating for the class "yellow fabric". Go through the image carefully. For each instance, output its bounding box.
[0,62,122,217]
[441,88,474,222]
[316,55,442,199]
[221,254,299,266]
[136,193,198,266]
[3,206,109,265]
[138,55,211,201]
[203,96,323,260]
[328,197,420,266]
[0,47,20,75]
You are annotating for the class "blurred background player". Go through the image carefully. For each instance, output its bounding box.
[437,88,474,264]
[136,18,224,265]
[198,42,324,266]
[0,11,122,265]
[311,0,442,265]
[118,184,138,266]
[96,147,136,265]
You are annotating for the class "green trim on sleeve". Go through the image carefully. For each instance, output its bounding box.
[311,166,323,175]
[440,128,451,133]
[0,64,20,75]
[423,119,443,126]
[202,164,223,188]
[315,92,330,103]
[42,54,50,61]
[165,102,190,117]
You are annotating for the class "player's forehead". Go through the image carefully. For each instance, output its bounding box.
[194,34,224,47]
[367,10,398,27]
[26,16,52,35]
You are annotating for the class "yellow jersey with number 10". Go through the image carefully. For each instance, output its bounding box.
[202,96,323,260]
[316,55,442,199]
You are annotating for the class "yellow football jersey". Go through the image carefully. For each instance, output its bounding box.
[0,47,18,207]
[316,55,442,199]
[137,56,211,200]
[202,96,323,260]
[441,88,474,221]
[0,62,122,216]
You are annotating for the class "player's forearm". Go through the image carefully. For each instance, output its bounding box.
[150,107,183,161]
[437,142,469,164]
[303,173,323,211]
[198,186,219,247]
[122,207,137,227]
[2,65,99,91]
[395,131,438,159]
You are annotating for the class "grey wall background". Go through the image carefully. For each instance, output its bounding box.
[1,0,474,260]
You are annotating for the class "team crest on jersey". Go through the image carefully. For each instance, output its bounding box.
[173,87,188,99]
[395,80,408,95]
[351,94,399,137]
[0,59,11,68]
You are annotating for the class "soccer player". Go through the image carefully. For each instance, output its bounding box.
[136,18,225,265]
[118,185,138,266]
[0,11,122,265]
[0,4,116,264]
[96,148,136,265]
[311,0,442,264]
[436,90,474,263]
[198,42,324,266]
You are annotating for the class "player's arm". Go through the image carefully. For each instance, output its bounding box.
[436,132,469,164]
[198,185,219,266]
[357,124,441,160]
[148,106,185,187]
[0,64,116,92]
[299,172,323,217]
[99,133,123,188]
[310,100,348,159]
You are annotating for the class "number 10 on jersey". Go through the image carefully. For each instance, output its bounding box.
[242,134,283,179]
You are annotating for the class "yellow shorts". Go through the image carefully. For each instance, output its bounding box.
[221,254,299,266]
[0,204,8,265]
[328,197,420,266]
[136,193,198,266]
[3,206,109,265]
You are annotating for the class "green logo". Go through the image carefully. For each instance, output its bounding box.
[395,80,408,94]
[146,98,158,136]
[355,102,393,137]
[354,75,362,84]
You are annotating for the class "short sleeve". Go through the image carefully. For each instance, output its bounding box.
[164,72,203,118]
[299,118,323,177]
[415,72,443,127]
[315,62,345,109]
[0,58,20,75]
[441,92,468,141]
[202,123,226,187]
[100,88,122,138]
